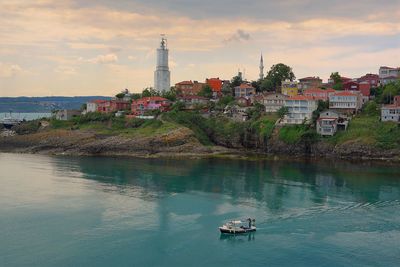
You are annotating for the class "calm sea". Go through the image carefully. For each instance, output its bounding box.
[0,112,52,121]
[1,153,399,266]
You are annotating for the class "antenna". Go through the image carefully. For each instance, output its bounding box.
[160,34,167,49]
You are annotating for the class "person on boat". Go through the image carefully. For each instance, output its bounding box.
[247,218,252,228]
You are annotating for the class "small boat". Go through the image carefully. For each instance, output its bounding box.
[219,218,256,234]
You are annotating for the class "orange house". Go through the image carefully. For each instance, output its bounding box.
[206,78,222,94]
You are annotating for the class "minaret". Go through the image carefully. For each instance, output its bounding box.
[154,36,171,92]
[259,53,264,80]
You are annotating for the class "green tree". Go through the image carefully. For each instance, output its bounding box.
[162,87,177,101]
[330,72,343,90]
[131,93,141,100]
[217,95,235,107]
[251,80,261,92]
[198,85,213,98]
[231,75,243,87]
[312,100,329,124]
[115,92,125,99]
[247,102,265,120]
[277,106,289,119]
[221,83,233,96]
[262,63,295,92]
[260,78,274,91]
[363,101,379,116]
[382,81,400,104]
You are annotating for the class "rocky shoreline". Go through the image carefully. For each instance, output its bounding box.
[1,128,399,163]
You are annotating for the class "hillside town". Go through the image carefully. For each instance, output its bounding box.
[56,64,400,138]
[49,37,399,139]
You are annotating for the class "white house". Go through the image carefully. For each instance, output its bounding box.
[317,110,340,136]
[379,66,400,85]
[282,96,317,124]
[329,91,363,114]
[381,95,400,123]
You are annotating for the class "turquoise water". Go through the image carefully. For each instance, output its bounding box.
[1,153,399,266]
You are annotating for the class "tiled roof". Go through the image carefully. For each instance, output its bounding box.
[381,76,399,79]
[333,91,357,96]
[287,95,315,101]
[176,80,193,85]
[136,96,168,102]
[235,83,255,89]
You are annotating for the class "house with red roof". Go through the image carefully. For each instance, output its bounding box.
[304,88,336,101]
[175,80,206,96]
[282,95,318,124]
[206,78,223,96]
[131,96,170,115]
[329,91,363,114]
[358,74,379,88]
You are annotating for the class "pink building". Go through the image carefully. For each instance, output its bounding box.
[131,96,170,115]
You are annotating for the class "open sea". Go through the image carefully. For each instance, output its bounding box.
[0,153,399,266]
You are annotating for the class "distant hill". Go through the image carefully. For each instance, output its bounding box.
[0,96,111,113]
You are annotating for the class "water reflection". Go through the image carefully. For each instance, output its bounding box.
[220,232,255,243]
[52,156,400,212]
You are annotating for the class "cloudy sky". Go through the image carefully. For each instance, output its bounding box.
[0,0,399,96]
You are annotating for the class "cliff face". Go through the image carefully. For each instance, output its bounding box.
[0,128,231,157]
[1,126,399,161]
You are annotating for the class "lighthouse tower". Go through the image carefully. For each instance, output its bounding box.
[259,53,264,80]
[154,36,171,92]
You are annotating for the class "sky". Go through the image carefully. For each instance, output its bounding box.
[0,0,399,97]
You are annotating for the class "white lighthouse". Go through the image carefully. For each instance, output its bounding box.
[154,36,171,92]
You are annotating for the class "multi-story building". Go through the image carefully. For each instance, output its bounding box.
[255,93,288,112]
[281,80,298,96]
[304,88,336,101]
[329,91,363,114]
[131,96,170,116]
[357,74,379,88]
[175,80,205,96]
[316,110,340,136]
[234,83,256,98]
[381,95,400,123]
[379,66,400,85]
[298,77,322,92]
[282,96,318,124]
[206,78,223,96]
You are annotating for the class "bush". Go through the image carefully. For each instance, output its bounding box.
[125,118,146,128]
[12,120,41,134]
[363,101,379,116]
[279,125,309,144]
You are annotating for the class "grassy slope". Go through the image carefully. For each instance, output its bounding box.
[327,115,400,149]
[44,111,400,150]
[50,116,182,137]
